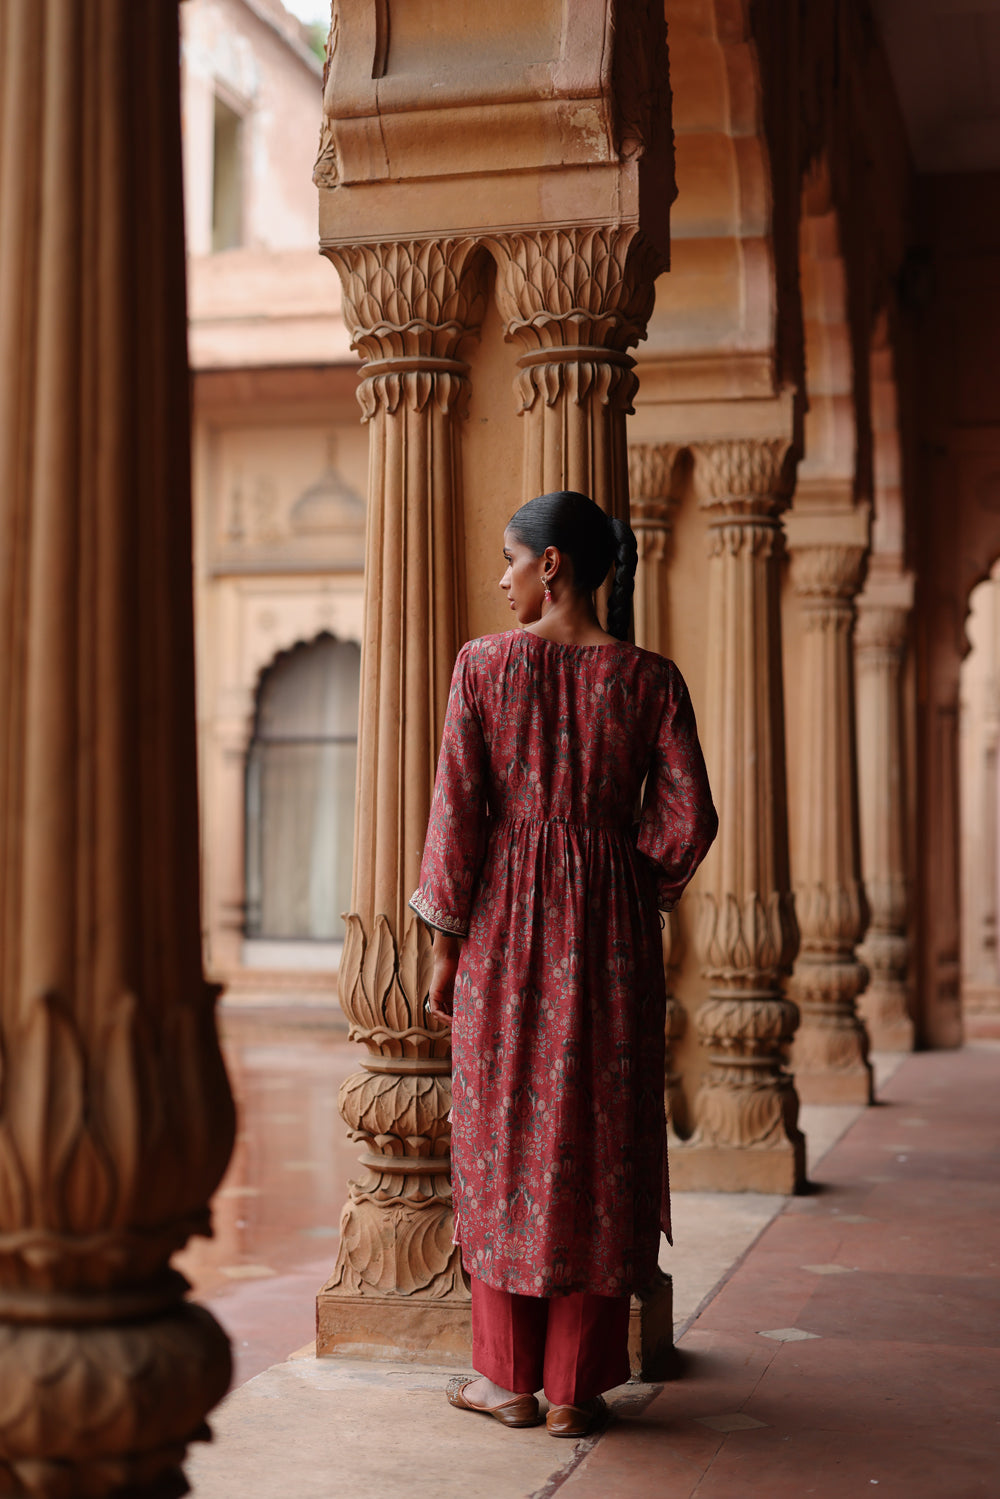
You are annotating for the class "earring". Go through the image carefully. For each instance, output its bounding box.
[543,574,552,603]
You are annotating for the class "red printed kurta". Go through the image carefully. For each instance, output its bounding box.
[410,630,717,1298]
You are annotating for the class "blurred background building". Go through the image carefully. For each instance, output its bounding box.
[182,0,365,998]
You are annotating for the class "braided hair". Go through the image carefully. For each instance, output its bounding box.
[507,490,638,641]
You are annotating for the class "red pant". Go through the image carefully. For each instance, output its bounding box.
[470,1275,631,1405]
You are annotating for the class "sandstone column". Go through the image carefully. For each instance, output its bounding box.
[927,689,964,1047]
[629,442,686,1133]
[314,0,674,1371]
[0,3,235,1493]
[492,227,664,521]
[855,581,915,1050]
[316,240,487,1360]
[629,441,680,652]
[786,528,874,1103]
[672,439,806,1194]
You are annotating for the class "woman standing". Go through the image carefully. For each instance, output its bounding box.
[409,491,717,1436]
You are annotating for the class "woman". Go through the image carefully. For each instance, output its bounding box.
[409,491,718,1436]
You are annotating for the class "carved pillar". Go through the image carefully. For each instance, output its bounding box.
[672,440,806,1194]
[855,592,915,1050]
[928,691,964,1047]
[0,4,234,1493]
[628,442,686,1133]
[785,538,874,1102]
[316,240,486,1360]
[492,228,664,520]
[629,442,679,651]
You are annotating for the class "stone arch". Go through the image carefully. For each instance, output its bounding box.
[959,566,1000,1033]
[868,309,905,563]
[641,0,794,400]
[796,158,860,494]
[956,480,1000,657]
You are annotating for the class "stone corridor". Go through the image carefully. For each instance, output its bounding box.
[185,1021,999,1498]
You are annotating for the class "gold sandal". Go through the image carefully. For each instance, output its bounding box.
[446,1376,541,1428]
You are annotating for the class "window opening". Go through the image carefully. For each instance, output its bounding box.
[212,95,244,252]
[245,635,360,941]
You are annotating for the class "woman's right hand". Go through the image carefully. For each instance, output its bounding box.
[427,933,461,1021]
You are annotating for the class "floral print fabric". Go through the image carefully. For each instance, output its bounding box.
[410,630,717,1297]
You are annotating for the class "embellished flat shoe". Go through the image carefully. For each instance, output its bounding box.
[545,1396,608,1437]
[446,1376,542,1428]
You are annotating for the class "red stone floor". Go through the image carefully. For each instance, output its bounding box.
[559,1043,1000,1499]
[178,1015,1000,1496]
[174,1008,359,1388]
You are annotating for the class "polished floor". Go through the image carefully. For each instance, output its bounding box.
[174,1006,360,1386]
[186,1025,1000,1498]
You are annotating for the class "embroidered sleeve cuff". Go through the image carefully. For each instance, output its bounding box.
[408,889,469,939]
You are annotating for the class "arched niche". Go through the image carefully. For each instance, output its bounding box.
[244,632,361,952]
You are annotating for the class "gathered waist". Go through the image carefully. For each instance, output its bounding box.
[491,812,632,835]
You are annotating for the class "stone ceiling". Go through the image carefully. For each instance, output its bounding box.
[871,0,1000,172]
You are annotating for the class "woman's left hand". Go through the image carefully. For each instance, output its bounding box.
[427,933,461,1021]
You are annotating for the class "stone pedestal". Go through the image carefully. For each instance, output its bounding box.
[672,440,806,1195]
[855,582,915,1051]
[786,522,874,1105]
[0,4,235,1492]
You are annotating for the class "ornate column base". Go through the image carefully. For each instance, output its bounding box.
[0,1294,231,1499]
[858,933,915,1051]
[671,1003,807,1195]
[671,1134,805,1196]
[791,1047,874,1104]
[961,984,1000,1040]
[789,960,874,1105]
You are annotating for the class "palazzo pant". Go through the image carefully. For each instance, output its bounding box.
[471,1276,631,1405]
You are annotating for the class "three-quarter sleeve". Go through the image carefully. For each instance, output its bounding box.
[409,643,489,938]
[637,666,719,911]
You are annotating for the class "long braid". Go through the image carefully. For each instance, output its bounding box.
[606,516,638,641]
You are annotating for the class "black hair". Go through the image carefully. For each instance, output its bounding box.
[507,490,638,641]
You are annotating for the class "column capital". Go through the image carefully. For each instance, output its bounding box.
[490,225,665,351]
[628,441,681,509]
[855,600,911,655]
[490,226,664,418]
[789,543,868,606]
[691,438,796,516]
[855,567,915,657]
[323,237,488,418]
